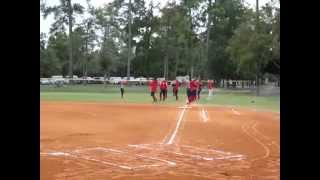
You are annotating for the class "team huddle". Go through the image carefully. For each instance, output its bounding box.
[148,78,215,104]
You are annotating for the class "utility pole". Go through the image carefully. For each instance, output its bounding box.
[67,0,73,80]
[127,0,132,80]
[256,0,260,96]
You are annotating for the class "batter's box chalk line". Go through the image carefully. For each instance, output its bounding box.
[40,144,245,171]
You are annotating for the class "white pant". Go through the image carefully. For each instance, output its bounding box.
[208,89,213,96]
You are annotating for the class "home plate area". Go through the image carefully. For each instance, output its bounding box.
[40,143,246,172]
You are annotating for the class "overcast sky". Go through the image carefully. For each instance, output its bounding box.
[40,0,278,35]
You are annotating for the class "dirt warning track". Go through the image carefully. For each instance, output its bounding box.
[40,101,279,180]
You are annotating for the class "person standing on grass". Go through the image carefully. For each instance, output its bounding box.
[208,80,214,97]
[149,77,158,103]
[173,79,179,101]
[160,79,168,101]
[120,79,125,98]
[186,79,191,104]
[187,78,198,104]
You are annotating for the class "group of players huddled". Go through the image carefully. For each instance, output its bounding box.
[148,77,215,104]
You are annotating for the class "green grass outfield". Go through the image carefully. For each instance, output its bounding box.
[40,84,280,112]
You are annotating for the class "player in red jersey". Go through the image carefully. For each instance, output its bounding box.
[159,79,168,101]
[172,79,179,101]
[187,78,198,104]
[149,78,158,103]
[208,80,214,97]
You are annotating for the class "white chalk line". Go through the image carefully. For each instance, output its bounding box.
[166,105,188,145]
[178,106,192,109]
[41,146,176,170]
[181,145,233,156]
[252,123,280,150]
[129,144,245,161]
[241,120,271,161]
[76,147,176,167]
[40,151,133,170]
[195,102,209,123]
[41,105,249,172]
[161,105,189,144]
[232,108,241,115]
[201,108,209,122]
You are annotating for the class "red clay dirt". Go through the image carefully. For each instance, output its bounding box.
[40,101,280,180]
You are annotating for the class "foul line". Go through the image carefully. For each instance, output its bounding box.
[201,107,209,122]
[166,105,188,145]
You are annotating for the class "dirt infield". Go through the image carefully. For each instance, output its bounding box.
[40,101,280,180]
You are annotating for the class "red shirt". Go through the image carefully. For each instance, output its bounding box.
[160,80,168,90]
[174,80,179,90]
[149,80,158,92]
[189,80,198,91]
[208,80,214,89]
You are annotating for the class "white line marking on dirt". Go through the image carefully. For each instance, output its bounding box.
[75,146,176,167]
[241,120,270,161]
[166,106,188,145]
[129,144,245,161]
[181,145,233,156]
[135,154,176,166]
[78,155,133,170]
[73,147,124,154]
[201,108,209,122]
[40,151,133,170]
[178,106,192,109]
[197,103,209,122]
[232,108,241,115]
[40,152,71,156]
[252,123,280,150]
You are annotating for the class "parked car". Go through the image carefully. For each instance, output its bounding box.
[109,77,122,84]
[40,78,51,85]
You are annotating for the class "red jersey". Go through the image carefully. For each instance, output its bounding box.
[208,80,214,89]
[189,80,198,91]
[174,80,179,90]
[160,80,168,90]
[149,80,158,92]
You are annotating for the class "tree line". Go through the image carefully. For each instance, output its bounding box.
[40,0,280,93]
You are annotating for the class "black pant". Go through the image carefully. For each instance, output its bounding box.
[160,89,167,101]
[120,88,124,98]
[173,89,178,100]
[197,88,202,99]
[151,92,157,102]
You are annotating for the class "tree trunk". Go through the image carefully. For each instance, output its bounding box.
[127,0,132,80]
[166,57,169,79]
[67,0,73,81]
[83,31,89,86]
[104,72,107,87]
[174,50,179,78]
[256,74,260,96]
[163,53,168,79]
[190,66,194,79]
[84,62,88,86]
[206,0,212,73]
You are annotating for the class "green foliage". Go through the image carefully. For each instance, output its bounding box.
[226,2,278,80]
[40,0,280,82]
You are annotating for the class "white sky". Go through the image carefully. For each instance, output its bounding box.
[40,0,278,35]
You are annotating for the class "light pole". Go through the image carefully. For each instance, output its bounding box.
[127,0,132,80]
